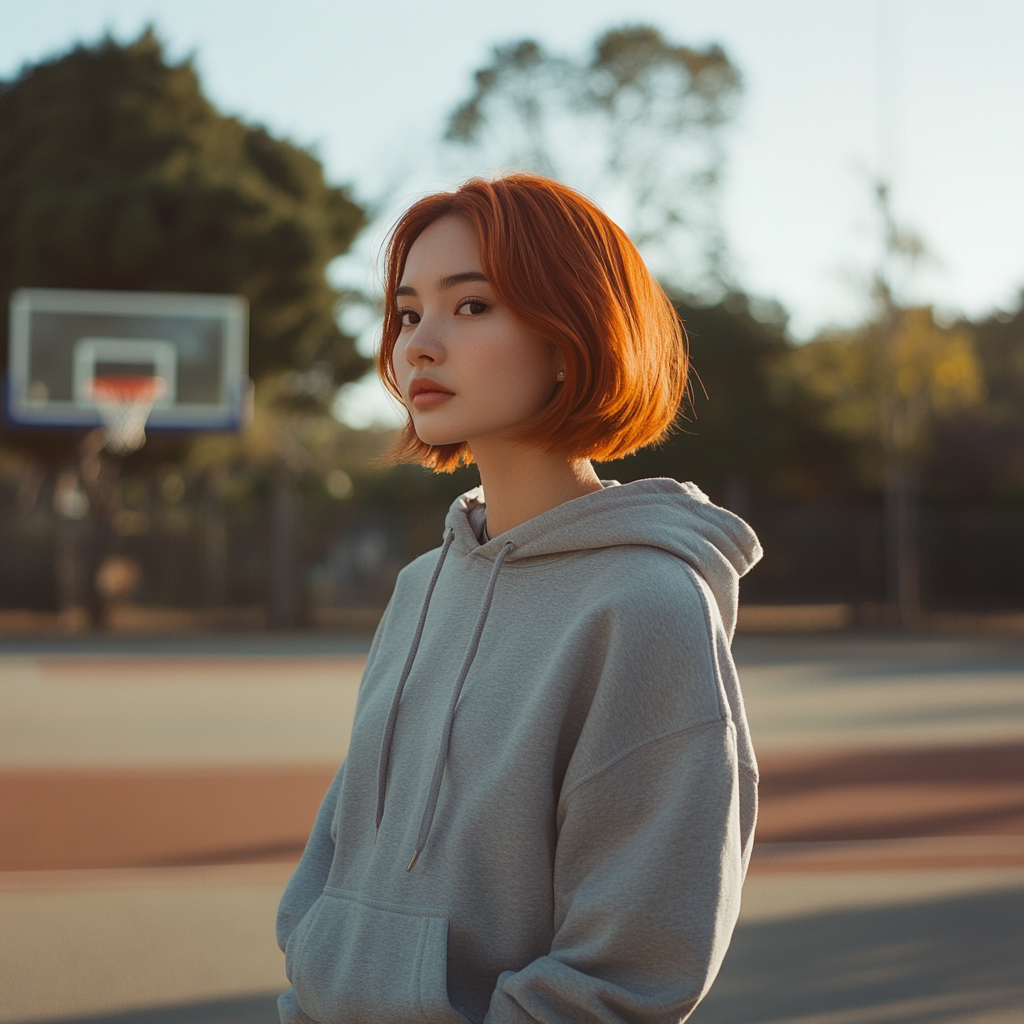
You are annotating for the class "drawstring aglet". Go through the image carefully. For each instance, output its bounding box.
[407,849,420,872]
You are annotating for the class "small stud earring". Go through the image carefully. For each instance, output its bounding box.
[557,370,566,381]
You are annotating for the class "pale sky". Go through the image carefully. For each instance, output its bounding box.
[2,0,1022,427]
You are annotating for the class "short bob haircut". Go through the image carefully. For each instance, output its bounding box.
[377,173,688,471]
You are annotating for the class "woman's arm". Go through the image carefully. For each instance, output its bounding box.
[276,594,402,954]
[485,719,753,1023]
[485,563,757,1024]
[276,761,345,954]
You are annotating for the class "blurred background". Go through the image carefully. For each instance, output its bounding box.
[0,2,1021,1023]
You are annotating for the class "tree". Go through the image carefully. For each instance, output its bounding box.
[0,28,368,465]
[0,29,370,626]
[788,303,986,621]
[444,26,741,294]
[926,297,1024,505]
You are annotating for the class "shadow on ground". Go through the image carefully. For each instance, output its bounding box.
[693,886,1024,1024]
[20,887,1024,1024]
[15,995,281,1024]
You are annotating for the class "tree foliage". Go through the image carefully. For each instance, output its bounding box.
[0,28,368,448]
[605,294,1014,508]
[444,25,741,293]
[784,300,1022,502]
[924,299,1023,503]
[790,310,983,452]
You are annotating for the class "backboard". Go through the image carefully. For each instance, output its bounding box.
[6,288,249,431]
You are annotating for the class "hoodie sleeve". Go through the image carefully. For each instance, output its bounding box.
[276,761,344,954]
[276,590,401,953]
[484,724,750,1023]
[483,566,756,1024]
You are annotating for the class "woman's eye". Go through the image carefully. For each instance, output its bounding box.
[397,308,420,327]
[456,298,489,316]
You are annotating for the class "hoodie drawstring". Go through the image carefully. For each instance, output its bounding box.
[407,539,514,870]
[375,528,455,835]
[374,529,515,871]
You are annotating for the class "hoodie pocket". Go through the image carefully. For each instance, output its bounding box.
[287,887,468,1024]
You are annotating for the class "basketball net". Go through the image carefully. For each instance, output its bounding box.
[89,375,167,456]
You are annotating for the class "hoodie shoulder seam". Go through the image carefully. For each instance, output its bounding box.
[560,716,733,808]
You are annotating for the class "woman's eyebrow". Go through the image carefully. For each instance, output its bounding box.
[395,270,487,299]
[436,270,488,290]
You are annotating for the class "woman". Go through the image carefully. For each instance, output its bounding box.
[277,173,761,1024]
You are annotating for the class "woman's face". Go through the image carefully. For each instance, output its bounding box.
[392,216,560,451]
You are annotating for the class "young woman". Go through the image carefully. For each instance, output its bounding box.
[277,173,762,1024]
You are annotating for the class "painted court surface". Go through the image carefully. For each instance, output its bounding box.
[1,633,1022,1023]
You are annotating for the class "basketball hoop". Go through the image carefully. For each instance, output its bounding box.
[89,375,167,455]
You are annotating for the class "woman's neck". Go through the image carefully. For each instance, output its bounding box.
[469,441,604,538]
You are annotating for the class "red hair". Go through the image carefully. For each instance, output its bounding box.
[377,173,687,471]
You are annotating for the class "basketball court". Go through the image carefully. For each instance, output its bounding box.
[1,633,1022,1023]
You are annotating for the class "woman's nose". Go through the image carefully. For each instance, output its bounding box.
[402,317,444,365]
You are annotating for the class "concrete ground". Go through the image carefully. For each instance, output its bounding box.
[1,632,1022,1023]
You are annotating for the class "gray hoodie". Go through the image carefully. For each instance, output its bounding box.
[277,479,762,1024]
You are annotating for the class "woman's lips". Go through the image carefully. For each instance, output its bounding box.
[409,378,454,409]
[411,389,454,409]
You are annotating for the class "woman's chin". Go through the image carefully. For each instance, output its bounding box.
[413,427,468,448]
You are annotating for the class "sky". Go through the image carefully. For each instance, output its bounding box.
[2,0,1022,427]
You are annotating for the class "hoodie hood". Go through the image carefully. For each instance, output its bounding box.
[449,478,762,640]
